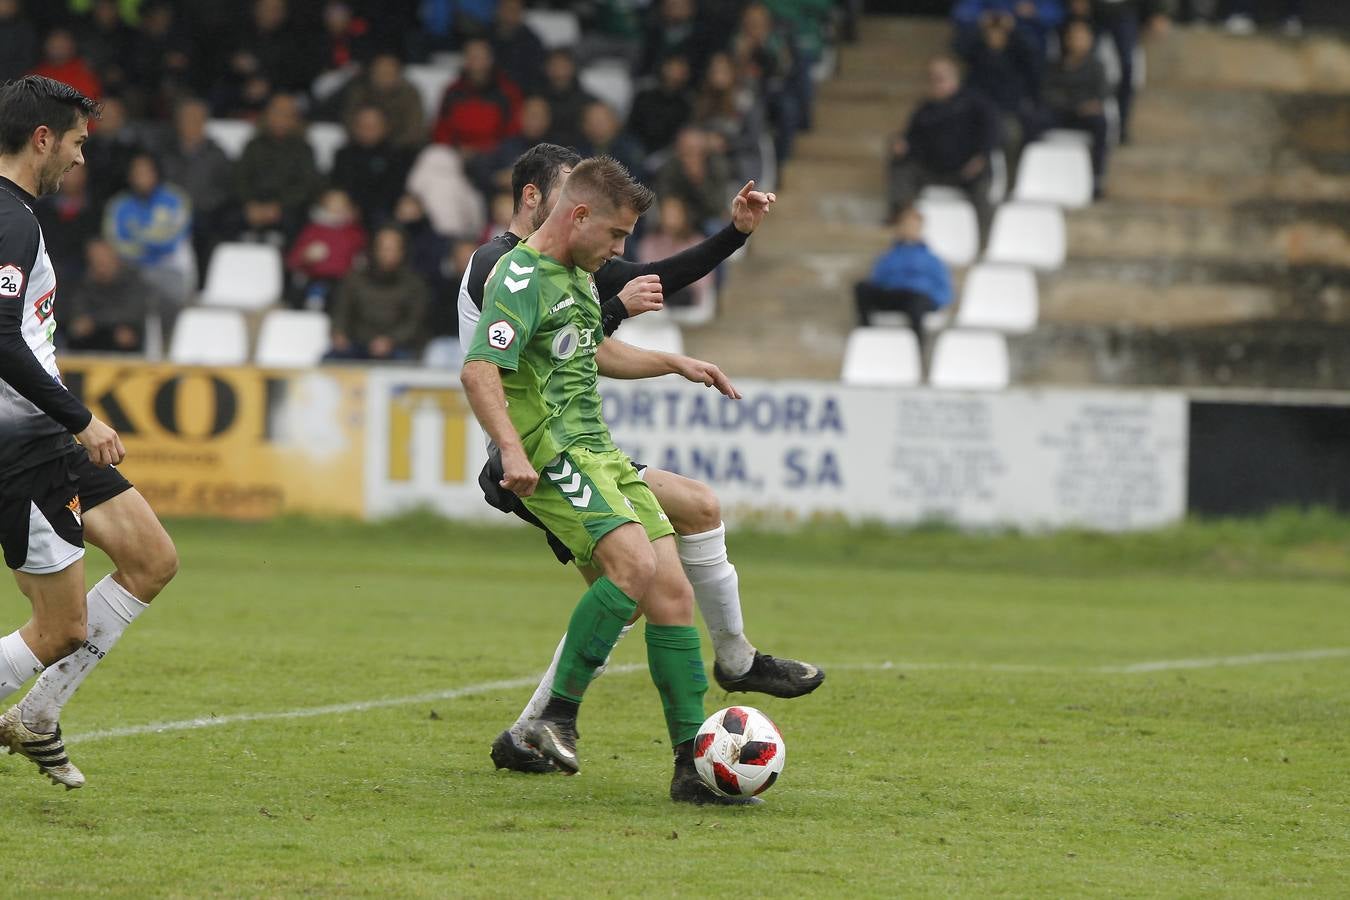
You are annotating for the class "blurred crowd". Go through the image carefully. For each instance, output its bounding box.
[10,0,840,360]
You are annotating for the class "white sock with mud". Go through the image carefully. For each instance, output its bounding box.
[510,623,634,745]
[0,631,44,703]
[18,576,147,732]
[679,524,756,677]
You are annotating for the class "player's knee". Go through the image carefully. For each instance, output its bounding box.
[609,546,657,598]
[124,535,179,601]
[684,482,721,534]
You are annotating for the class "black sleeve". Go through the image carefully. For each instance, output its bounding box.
[0,219,93,434]
[600,296,628,337]
[594,223,749,302]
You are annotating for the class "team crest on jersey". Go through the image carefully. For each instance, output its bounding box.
[67,495,82,526]
[32,287,55,323]
[487,320,516,350]
[0,263,24,298]
[587,275,599,302]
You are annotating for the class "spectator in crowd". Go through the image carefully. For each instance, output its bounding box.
[1068,0,1168,144]
[886,56,999,239]
[406,143,486,239]
[491,0,547,95]
[0,0,40,84]
[227,0,322,96]
[331,104,414,228]
[392,191,453,298]
[538,47,595,150]
[78,0,135,99]
[60,238,156,354]
[35,163,99,287]
[416,0,495,56]
[656,127,734,229]
[160,96,233,281]
[953,0,1065,55]
[342,53,426,150]
[234,92,323,244]
[961,10,1042,176]
[326,225,429,361]
[82,95,143,212]
[468,94,556,197]
[761,0,832,129]
[1041,18,1110,197]
[638,0,715,79]
[285,188,367,311]
[30,27,101,100]
[733,2,803,163]
[319,1,374,73]
[125,1,195,118]
[482,190,514,245]
[638,194,715,315]
[853,206,952,351]
[693,50,768,186]
[103,151,195,324]
[427,238,479,338]
[576,101,645,182]
[432,37,522,156]
[627,54,695,158]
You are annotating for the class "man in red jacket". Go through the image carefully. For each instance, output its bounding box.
[431,38,521,155]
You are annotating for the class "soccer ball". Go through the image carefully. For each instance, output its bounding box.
[693,706,786,798]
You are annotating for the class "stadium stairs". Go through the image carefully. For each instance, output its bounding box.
[689,17,1350,389]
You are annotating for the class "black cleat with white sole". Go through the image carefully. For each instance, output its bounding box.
[490,729,558,774]
[522,718,580,775]
[714,652,825,699]
[670,741,762,806]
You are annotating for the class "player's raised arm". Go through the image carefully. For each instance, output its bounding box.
[595,338,741,400]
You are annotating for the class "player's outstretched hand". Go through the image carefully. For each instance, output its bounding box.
[673,356,741,400]
[731,180,777,235]
[619,273,664,317]
[499,445,539,498]
[77,416,126,468]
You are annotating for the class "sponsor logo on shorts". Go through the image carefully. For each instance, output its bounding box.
[67,495,82,526]
[487,320,516,350]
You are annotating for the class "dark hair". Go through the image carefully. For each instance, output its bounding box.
[561,156,655,217]
[511,142,582,213]
[0,76,101,155]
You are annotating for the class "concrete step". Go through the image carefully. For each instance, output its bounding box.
[1041,277,1282,328]
[1145,28,1350,94]
[791,130,886,165]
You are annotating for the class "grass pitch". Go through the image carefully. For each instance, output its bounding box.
[1,514,1347,897]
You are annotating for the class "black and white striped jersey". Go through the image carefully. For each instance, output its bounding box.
[0,175,91,480]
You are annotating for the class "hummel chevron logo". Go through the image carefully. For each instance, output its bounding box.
[545,458,594,509]
[548,460,574,481]
[568,487,592,508]
[504,277,529,293]
[508,261,535,276]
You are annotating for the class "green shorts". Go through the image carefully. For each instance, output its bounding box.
[521,447,675,568]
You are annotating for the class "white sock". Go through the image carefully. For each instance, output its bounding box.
[18,575,147,732]
[0,630,44,703]
[509,623,635,745]
[679,523,756,677]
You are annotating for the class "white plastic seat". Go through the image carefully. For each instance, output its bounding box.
[204,118,255,160]
[928,329,1010,390]
[916,196,979,267]
[840,327,921,387]
[200,243,284,310]
[984,202,1066,271]
[617,317,683,355]
[1014,141,1093,208]
[169,308,249,365]
[307,122,347,174]
[405,63,458,120]
[524,9,581,49]
[955,264,1039,333]
[1041,128,1092,146]
[579,62,634,118]
[255,309,331,367]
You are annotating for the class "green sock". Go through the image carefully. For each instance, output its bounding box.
[550,577,638,702]
[645,624,708,745]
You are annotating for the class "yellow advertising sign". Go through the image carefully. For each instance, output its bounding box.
[61,360,367,519]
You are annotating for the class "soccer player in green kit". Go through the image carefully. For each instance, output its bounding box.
[461,156,756,805]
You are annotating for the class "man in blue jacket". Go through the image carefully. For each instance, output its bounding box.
[854,206,952,350]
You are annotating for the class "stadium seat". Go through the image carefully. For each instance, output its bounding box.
[916,196,979,267]
[989,147,1009,203]
[928,329,1011,390]
[579,62,634,118]
[200,243,284,310]
[1041,128,1092,146]
[404,63,458,120]
[524,9,581,49]
[984,203,1066,271]
[422,336,464,370]
[1013,141,1093,209]
[307,122,346,174]
[840,327,922,387]
[205,118,254,160]
[168,308,249,366]
[255,310,332,367]
[954,264,1039,333]
[617,316,684,355]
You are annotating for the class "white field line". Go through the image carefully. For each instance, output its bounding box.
[70,649,1350,745]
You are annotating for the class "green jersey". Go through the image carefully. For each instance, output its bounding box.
[464,241,616,471]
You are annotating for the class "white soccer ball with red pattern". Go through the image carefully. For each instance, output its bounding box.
[693,706,786,798]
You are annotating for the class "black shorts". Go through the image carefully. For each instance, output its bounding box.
[0,444,133,574]
[477,447,648,566]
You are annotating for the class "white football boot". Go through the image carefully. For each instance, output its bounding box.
[0,706,85,789]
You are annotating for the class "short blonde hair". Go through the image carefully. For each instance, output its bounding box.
[561,156,656,217]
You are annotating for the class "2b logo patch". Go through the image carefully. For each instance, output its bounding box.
[0,264,24,298]
[488,320,516,350]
